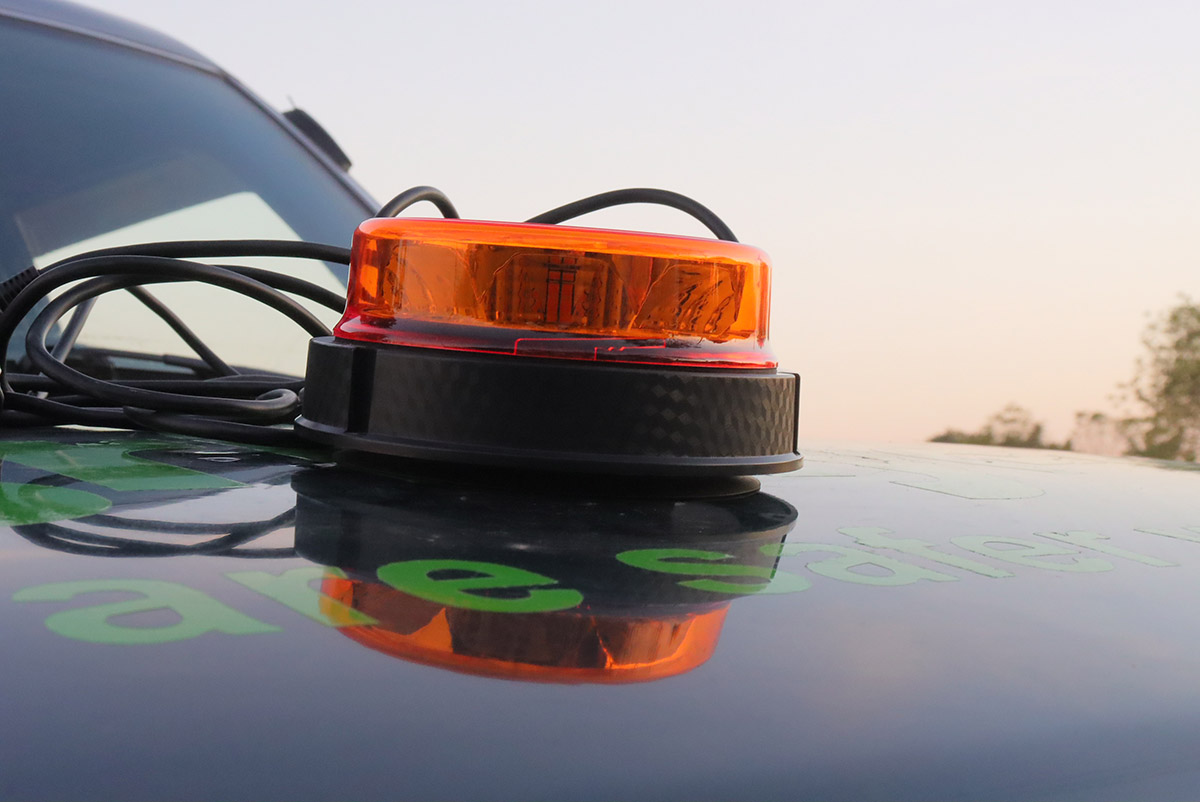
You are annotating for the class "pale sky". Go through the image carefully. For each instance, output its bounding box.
[83,0,1200,444]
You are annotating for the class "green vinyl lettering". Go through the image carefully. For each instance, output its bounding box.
[376,560,583,613]
[1137,527,1200,545]
[767,543,957,586]
[225,566,378,626]
[616,548,810,595]
[0,441,238,491]
[951,536,1111,572]
[1035,530,1176,567]
[13,579,278,644]
[839,526,1013,578]
[0,481,111,525]
[889,472,1043,500]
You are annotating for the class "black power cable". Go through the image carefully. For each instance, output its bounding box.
[0,241,348,443]
[376,186,460,219]
[377,185,738,242]
[526,188,738,242]
[0,186,738,447]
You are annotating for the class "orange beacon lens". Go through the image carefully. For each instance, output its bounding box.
[337,219,775,367]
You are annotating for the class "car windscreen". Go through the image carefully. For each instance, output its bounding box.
[0,16,372,374]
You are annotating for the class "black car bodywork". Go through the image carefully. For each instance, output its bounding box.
[5,429,1200,800]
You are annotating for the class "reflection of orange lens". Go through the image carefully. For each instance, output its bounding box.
[337,218,776,368]
[321,575,728,684]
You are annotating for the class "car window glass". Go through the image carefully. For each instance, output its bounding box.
[0,17,372,375]
[34,191,345,376]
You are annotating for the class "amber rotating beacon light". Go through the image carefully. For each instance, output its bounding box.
[297,219,801,475]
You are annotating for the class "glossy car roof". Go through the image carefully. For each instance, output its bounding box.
[4,429,1200,800]
[0,0,215,69]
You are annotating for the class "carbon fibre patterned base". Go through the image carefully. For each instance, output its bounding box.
[297,337,801,476]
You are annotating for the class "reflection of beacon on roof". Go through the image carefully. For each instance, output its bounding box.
[297,219,802,476]
[322,574,730,685]
[292,465,800,683]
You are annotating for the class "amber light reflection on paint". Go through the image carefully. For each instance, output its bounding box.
[336,218,776,367]
[321,575,729,684]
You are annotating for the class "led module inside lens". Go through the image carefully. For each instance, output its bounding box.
[336,219,776,367]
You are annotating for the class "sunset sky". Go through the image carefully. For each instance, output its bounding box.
[85,0,1200,444]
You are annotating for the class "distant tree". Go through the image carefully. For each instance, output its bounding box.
[934,298,1200,459]
[1118,298,1200,461]
[930,404,1070,449]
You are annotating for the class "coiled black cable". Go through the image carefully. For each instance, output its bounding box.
[0,241,349,443]
[0,186,737,447]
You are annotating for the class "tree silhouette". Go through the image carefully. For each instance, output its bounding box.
[929,299,1200,459]
[1120,298,1200,460]
[930,404,1069,449]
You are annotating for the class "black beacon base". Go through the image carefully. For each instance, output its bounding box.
[296,336,801,478]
